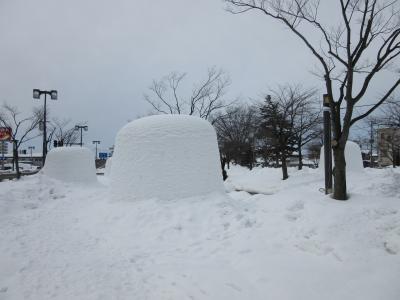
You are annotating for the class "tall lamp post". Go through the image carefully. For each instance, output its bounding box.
[75,125,88,147]
[33,89,58,165]
[92,140,100,159]
[323,94,333,194]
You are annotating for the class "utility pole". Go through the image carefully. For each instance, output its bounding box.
[369,120,374,167]
[33,89,58,166]
[75,125,88,147]
[92,140,100,159]
[323,94,332,194]
[28,146,35,159]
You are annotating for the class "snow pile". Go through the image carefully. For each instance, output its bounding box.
[104,157,112,176]
[319,140,364,172]
[111,115,223,200]
[42,147,97,183]
[1,166,399,299]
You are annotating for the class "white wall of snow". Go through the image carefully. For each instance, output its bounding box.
[111,115,224,200]
[42,147,97,183]
[319,140,364,172]
[104,157,112,177]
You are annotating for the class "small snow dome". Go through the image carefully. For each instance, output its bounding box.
[111,115,224,200]
[42,147,97,183]
[319,140,363,172]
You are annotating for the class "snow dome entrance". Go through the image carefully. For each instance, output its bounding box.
[42,147,97,183]
[111,115,224,200]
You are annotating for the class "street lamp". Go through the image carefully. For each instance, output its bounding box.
[33,89,58,165]
[92,140,100,159]
[75,125,88,147]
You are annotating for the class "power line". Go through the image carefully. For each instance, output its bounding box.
[340,101,395,110]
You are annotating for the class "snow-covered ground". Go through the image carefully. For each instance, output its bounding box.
[0,166,399,299]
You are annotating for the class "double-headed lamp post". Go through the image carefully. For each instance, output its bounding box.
[75,125,88,147]
[92,140,100,159]
[33,89,58,165]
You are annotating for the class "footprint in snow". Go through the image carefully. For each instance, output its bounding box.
[286,213,301,222]
[287,200,305,212]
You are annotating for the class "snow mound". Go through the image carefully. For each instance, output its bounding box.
[111,115,224,200]
[42,147,97,183]
[319,140,364,172]
[104,157,112,177]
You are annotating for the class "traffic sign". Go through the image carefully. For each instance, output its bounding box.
[99,152,108,159]
[0,127,12,141]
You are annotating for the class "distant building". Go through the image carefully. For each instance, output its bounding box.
[377,128,400,167]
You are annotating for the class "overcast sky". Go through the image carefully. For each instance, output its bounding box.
[0,0,396,154]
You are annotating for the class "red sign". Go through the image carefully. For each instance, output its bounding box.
[0,127,12,141]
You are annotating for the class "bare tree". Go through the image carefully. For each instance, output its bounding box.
[0,104,41,178]
[214,105,258,168]
[144,67,233,121]
[381,99,400,128]
[50,118,80,146]
[290,85,322,170]
[259,86,317,179]
[225,0,400,199]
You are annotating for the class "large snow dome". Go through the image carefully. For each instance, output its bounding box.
[319,140,364,172]
[42,147,97,183]
[111,115,224,200]
[104,157,112,177]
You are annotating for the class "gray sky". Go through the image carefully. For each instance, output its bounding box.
[0,0,396,153]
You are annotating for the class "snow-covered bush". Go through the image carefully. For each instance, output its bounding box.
[42,147,97,183]
[319,140,364,172]
[111,115,224,200]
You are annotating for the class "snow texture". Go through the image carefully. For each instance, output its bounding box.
[104,157,112,177]
[319,140,364,172]
[111,115,224,200]
[1,166,399,299]
[42,147,97,183]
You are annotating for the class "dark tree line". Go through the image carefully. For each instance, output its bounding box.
[214,84,322,180]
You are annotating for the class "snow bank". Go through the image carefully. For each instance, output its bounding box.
[319,140,364,172]
[104,157,112,177]
[2,166,400,299]
[111,115,224,200]
[42,147,97,183]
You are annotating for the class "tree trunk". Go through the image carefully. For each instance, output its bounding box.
[333,146,347,200]
[248,148,253,170]
[392,143,396,168]
[220,155,228,181]
[298,143,303,170]
[13,141,21,179]
[281,154,288,180]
